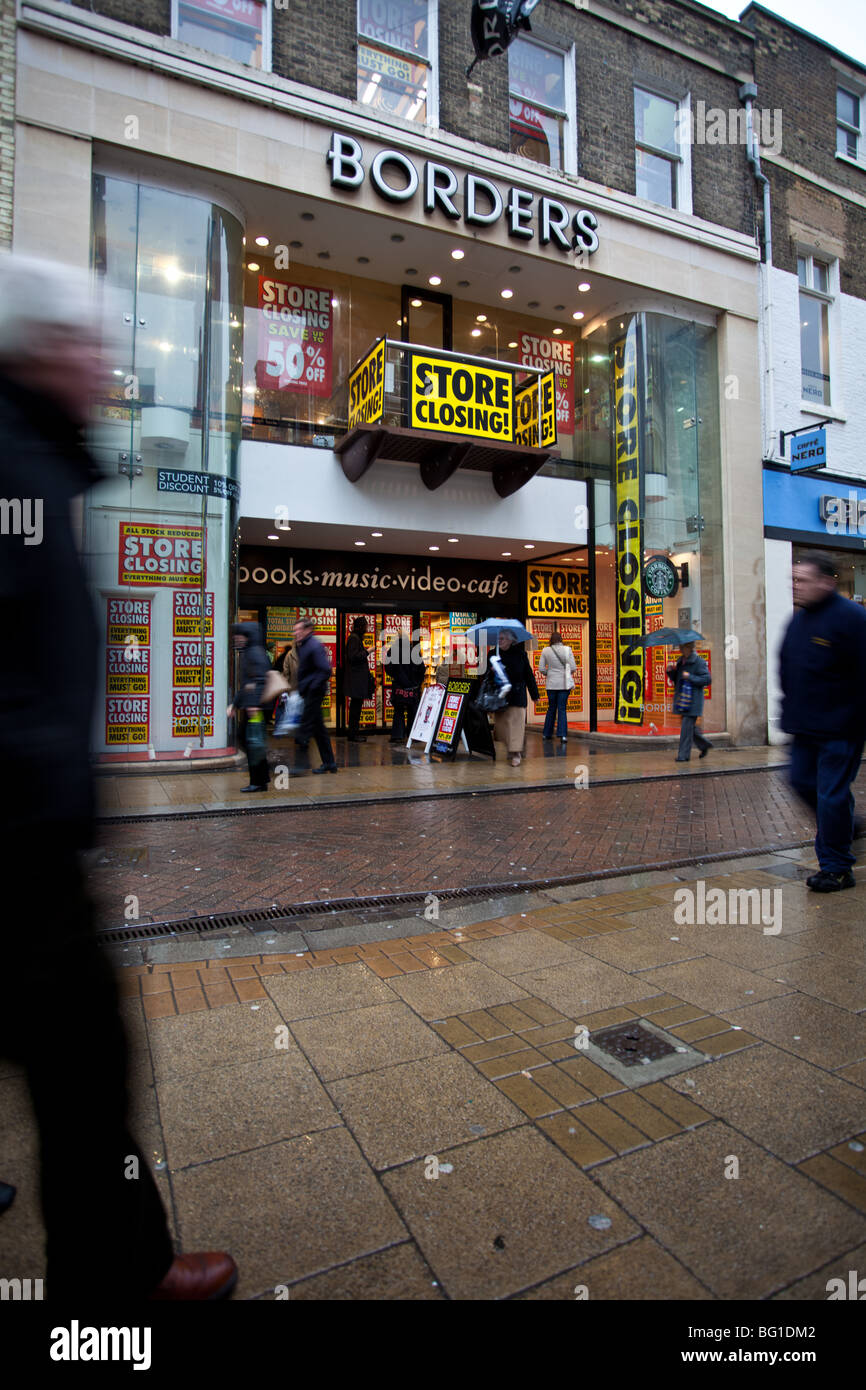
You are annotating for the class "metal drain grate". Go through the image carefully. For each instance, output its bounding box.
[591,1021,677,1067]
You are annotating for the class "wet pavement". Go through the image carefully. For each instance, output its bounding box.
[86,763,834,930]
[4,851,865,1300]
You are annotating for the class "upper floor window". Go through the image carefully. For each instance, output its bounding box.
[508,36,572,173]
[357,0,435,125]
[798,254,833,408]
[634,88,690,211]
[836,87,862,162]
[173,0,269,70]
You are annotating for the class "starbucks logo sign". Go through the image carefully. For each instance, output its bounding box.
[643,555,679,599]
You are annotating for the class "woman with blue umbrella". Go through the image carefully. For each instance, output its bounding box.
[466,619,539,768]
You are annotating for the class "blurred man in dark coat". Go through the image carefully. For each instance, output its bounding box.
[229,621,271,791]
[0,252,236,1298]
[780,552,866,891]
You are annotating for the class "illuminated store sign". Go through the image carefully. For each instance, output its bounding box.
[327,133,600,254]
[613,332,644,724]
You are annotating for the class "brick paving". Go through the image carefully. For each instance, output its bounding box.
[86,767,837,928]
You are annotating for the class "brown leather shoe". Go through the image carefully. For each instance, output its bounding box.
[148,1252,238,1300]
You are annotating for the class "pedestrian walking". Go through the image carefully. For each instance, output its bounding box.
[228,622,271,792]
[538,630,576,741]
[667,641,712,763]
[0,251,237,1299]
[384,633,425,743]
[292,618,338,773]
[281,640,299,691]
[491,631,539,767]
[780,552,866,891]
[344,616,371,742]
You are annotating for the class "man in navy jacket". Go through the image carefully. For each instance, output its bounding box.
[292,617,338,773]
[780,553,866,891]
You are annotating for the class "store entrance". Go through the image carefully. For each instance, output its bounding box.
[339,609,478,734]
[401,285,453,349]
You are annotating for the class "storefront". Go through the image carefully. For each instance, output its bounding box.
[764,465,866,742]
[14,1,767,752]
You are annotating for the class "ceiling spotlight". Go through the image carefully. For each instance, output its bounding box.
[578,281,591,292]
[502,551,512,557]
[554,303,565,311]
[300,212,315,221]
[572,311,585,321]
[354,540,366,546]
[291,240,303,249]
[528,300,539,308]
[246,262,260,271]
[524,544,535,549]
[458,279,470,288]
[405,268,418,275]
[476,313,487,322]
[255,236,269,247]
[411,298,423,307]
[429,545,440,551]
[508,340,518,348]
[391,233,404,243]
[451,248,465,260]
[447,537,459,542]
[552,327,564,335]
[471,328,482,337]
[267,533,279,540]
[508,265,521,274]
[500,289,513,299]
[429,275,442,286]
[357,255,370,263]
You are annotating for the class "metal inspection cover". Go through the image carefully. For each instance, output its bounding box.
[592,1021,677,1067]
[582,1017,707,1088]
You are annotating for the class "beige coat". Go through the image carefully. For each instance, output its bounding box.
[538,643,576,691]
[281,644,299,692]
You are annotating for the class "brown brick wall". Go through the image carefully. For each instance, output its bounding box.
[272,1,355,97]
[70,0,169,37]
[0,0,14,248]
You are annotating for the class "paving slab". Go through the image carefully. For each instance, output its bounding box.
[261,961,396,1020]
[756,954,866,1013]
[772,1242,866,1300]
[723,994,866,1071]
[637,957,792,1014]
[328,1052,524,1169]
[509,957,663,1016]
[171,1127,407,1299]
[385,961,532,1020]
[291,1001,448,1081]
[382,1126,639,1300]
[666,1045,866,1164]
[517,1234,713,1300]
[159,1050,340,1169]
[458,929,582,976]
[147,998,285,1082]
[573,923,707,972]
[595,1122,866,1299]
[284,1242,445,1300]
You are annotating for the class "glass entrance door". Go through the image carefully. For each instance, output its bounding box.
[401,285,453,349]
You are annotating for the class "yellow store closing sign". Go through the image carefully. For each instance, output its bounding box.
[348,338,385,428]
[410,353,514,442]
[613,333,644,724]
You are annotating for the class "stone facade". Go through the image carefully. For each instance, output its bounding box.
[0,0,15,248]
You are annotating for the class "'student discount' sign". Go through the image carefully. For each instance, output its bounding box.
[348,338,386,427]
[119,524,204,587]
[410,353,513,442]
[613,333,644,724]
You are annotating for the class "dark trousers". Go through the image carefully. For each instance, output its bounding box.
[543,689,569,738]
[348,697,364,737]
[391,692,419,742]
[677,715,711,760]
[240,710,269,787]
[297,687,335,767]
[789,735,864,872]
[0,837,174,1298]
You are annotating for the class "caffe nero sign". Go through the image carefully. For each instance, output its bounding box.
[328,133,600,256]
[240,549,519,605]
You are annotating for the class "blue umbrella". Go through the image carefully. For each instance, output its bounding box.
[465,618,534,645]
[627,627,705,649]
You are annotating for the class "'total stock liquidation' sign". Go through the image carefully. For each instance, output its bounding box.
[613,333,644,724]
[410,353,514,442]
[513,370,556,449]
[348,338,386,427]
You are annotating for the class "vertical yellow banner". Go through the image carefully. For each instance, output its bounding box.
[613,333,644,723]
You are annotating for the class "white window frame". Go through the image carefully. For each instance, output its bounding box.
[171,0,272,75]
[796,249,838,413]
[507,34,577,177]
[836,83,866,169]
[356,0,439,128]
[634,87,692,215]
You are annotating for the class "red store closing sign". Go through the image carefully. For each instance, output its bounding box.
[256,277,333,397]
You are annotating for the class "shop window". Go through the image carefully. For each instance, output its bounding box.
[508,36,574,174]
[173,0,269,70]
[797,254,834,408]
[357,0,436,125]
[634,88,691,212]
[836,87,863,162]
